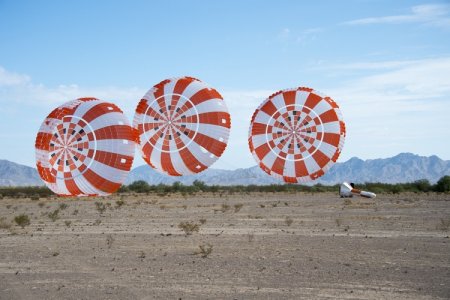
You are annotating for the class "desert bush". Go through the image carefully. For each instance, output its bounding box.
[95,202,106,214]
[285,217,293,226]
[64,221,71,227]
[193,180,207,192]
[14,214,30,228]
[435,176,450,193]
[117,185,129,193]
[48,209,60,222]
[115,199,125,208]
[0,186,53,198]
[412,179,432,192]
[59,203,68,210]
[195,243,213,258]
[127,180,151,193]
[234,204,243,213]
[178,221,200,235]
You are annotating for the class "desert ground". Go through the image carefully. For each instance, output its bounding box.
[0,192,449,300]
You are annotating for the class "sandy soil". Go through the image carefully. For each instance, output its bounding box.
[0,192,449,299]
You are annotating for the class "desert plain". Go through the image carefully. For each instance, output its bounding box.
[0,192,449,299]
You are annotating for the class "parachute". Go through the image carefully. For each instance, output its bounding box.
[35,98,135,196]
[248,87,346,183]
[133,77,231,176]
[340,182,376,198]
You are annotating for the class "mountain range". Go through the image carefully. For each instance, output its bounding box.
[2,153,448,187]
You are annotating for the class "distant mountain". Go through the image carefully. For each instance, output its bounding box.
[126,153,450,185]
[0,160,43,186]
[318,153,450,184]
[1,153,449,187]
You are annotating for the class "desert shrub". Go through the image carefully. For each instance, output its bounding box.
[195,243,213,258]
[192,180,207,192]
[435,176,450,193]
[59,203,68,210]
[178,221,200,235]
[412,179,432,192]
[127,180,151,193]
[14,214,30,228]
[48,209,60,222]
[234,204,243,213]
[117,185,129,193]
[0,186,53,198]
[95,202,107,214]
[115,199,125,208]
[285,217,293,226]
[172,181,183,192]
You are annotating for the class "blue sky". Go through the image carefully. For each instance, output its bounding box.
[1,0,449,170]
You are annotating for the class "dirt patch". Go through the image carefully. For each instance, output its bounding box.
[0,192,449,299]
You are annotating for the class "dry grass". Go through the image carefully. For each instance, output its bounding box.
[234,204,243,213]
[95,202,107,214]
[178,221,200,235]
[48,209,60,222]
[115,199,125,208]
[195,243,213,258]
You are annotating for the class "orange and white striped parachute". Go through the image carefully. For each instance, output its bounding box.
[35,98,135,196]
[133,77,231,176]
[248,87,346,183]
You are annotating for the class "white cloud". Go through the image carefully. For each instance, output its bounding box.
[343,4,450,28]
[276,27,323,45]
[0,68,146,117]
[0,67,30,86]
[323,57,450,160]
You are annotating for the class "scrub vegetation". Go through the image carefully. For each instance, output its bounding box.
[1,176,449,199]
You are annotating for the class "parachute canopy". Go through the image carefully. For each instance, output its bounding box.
[248,87,346,183]
[133,77,231,176]
[35,98,135,196]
